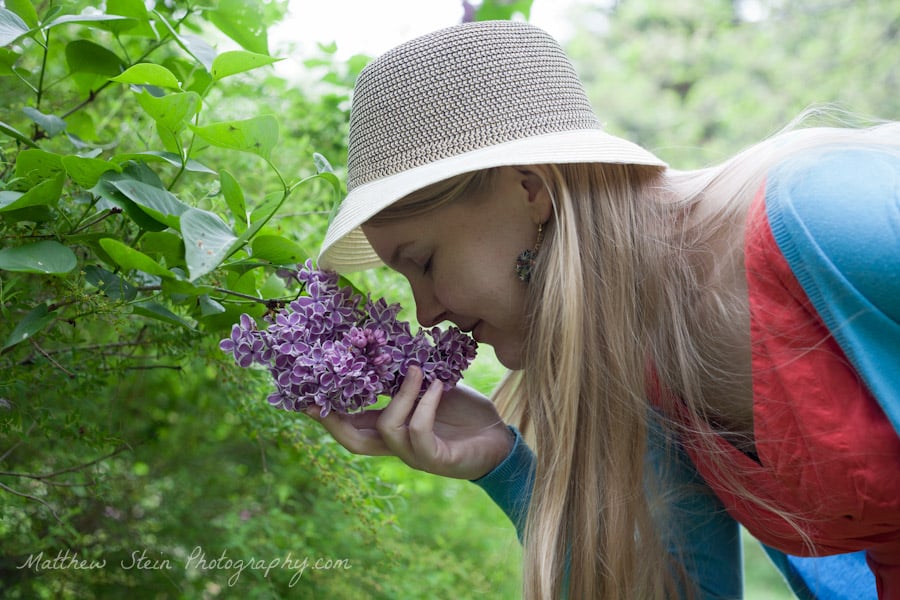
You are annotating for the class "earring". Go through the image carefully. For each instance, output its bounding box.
[515,222,544,283]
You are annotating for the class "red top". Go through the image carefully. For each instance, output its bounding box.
[676,183,900,594]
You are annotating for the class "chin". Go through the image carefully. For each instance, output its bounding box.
[492,345,524,371]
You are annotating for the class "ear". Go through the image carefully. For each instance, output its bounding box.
[518,168,553,225]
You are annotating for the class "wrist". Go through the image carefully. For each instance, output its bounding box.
[472,425,523,482]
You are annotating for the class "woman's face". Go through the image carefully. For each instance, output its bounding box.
[362,167,550,369]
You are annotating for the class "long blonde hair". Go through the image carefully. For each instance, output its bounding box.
[375,117,900,599]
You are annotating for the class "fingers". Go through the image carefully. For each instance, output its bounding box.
[407,378,443,462]
[306,408,392,456]
[303,367,445,470]
[375,366,424,459]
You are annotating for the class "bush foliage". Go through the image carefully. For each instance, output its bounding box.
[0,1,523,598]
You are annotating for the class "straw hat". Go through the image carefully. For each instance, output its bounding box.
[318,20,666,273]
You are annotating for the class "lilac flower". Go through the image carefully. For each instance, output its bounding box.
[219,313,272,367]
[221,261,478,416]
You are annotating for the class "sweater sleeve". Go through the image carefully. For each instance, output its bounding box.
[765,146,900,433]
[764,546,877,600]
[470,426,534,541]
[471,423,745,599]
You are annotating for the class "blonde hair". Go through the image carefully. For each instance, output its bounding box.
[373,116,900,599]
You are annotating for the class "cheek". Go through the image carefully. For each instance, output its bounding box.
[434,258,503,307]
[438,269,528,329]
[431,224,530,318]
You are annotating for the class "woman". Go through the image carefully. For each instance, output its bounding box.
[310,20,900,599]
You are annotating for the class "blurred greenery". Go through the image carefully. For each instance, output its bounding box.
[1,0,895,598]
[566,0,900,168]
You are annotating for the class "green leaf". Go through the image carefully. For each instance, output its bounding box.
[66,133,113,153]
[132,301,194,329]
[249,190,282,224]
[62,155,122,188]
[211,50,281,81]
[22,107,66,137]
[113,151,215,175]
[227,268,260,296]
[250,234,305,265]
[204,0,269,55]
[106,0,155,37]
[99,238,175,279]
[84,264,137,301]
[316,171,342,195]
[225,189,289,264]
[181,208,238,281]
[111,64,181,89]
[93,164,170,231]
[107,177,191,230]
[134,89,201,129]
[0,240,77,274]
[0,205,52,224]
[161,278,214,297]
[140,231,185,268]
[2,304,55,351]
[179,33,217,72]
[219,169,246,227]
[198,294,226,316]
[313,152,334,174]
[0,7,30,47]
[151,10,216,71]
[259,270,289,298]
[135,90,201,153]
[190,116,278,160]
[0,48,21,76]
[184,68,212,95]
[0,191,24,210]
[92,174,168,233]
[45,14,130,28]
[0,173,64,211]
[13,149,65,190]
[65,39,125,75]
[184,67,213,96]
[4,1,38,29]
[65,39,126,94]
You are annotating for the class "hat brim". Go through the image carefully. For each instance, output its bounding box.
[318,129,667,273]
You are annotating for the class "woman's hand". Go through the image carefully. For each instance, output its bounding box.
[304,366,514,480]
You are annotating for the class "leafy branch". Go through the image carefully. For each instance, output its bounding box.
[0,443,131,526]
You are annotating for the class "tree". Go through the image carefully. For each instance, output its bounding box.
[566,0,900,167]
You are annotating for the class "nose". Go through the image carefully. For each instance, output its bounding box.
[410,279,446,327]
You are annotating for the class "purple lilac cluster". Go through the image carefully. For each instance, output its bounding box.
[219,260,478,417]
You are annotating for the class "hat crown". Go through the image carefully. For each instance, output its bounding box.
[346,20,602,192]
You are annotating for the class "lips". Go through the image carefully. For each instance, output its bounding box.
[454,320,483,342]
[470,320,484,342]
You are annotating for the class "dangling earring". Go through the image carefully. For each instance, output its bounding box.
[515,222,544,283]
